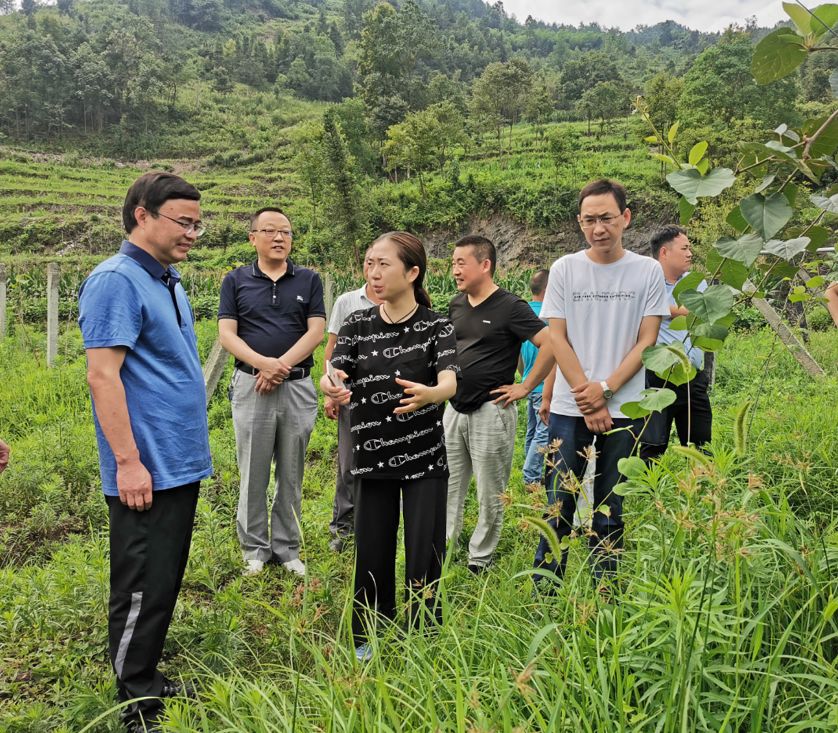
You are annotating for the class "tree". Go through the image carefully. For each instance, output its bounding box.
[678,31,798,128]
[576,80,629,135]
[469,58,533,151]
[524,74,555,140]
[643,71,683,136]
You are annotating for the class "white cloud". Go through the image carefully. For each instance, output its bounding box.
[501,0,786,32]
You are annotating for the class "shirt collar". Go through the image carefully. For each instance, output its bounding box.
[119,240,180,283]
[358,284,374,303]
[251,259,295,279]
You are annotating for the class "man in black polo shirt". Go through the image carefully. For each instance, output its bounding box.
[218,207,326,577]
[445,235,554,572]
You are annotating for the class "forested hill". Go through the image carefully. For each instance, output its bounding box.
[0,0,834,263]
[2,0,821,157]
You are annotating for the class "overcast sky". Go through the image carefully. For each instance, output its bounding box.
[501,0,787,32]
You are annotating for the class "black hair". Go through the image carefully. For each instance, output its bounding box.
[453,234,497,275]
[578,178,628,213]
[122,172,200,233]
[373,231,432,308]
[249,206,287,230]
[530,268,550,296]
[650,225,687,259]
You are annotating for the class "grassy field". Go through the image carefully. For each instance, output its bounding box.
[0,301,836,731]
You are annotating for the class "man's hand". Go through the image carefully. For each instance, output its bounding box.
[572,381,606,415]
[583,404,613,434]
[491,383,530,407]
[254,373,279,395]
[538,399,550,426]
[0,439,9,473]
[259,358,291,385]
[117,458,153,511]
[324,397,340,420]
[394,378,437,414]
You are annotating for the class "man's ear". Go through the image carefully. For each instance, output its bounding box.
[623,207,632,228]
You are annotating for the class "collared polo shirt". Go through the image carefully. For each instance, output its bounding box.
[657,272,707,369]
[217,259,326,370]
[78,240,213,496]
[328,284,376,335]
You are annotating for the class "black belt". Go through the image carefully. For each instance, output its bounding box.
[236,365,310,380]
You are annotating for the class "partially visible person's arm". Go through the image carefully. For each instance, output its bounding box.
[492,326,555,406]
[826,282,838,328]
[0,438,9,473]
[538,365,556,426]
[572,315,662,414]
[323,332,340,419]
[218,318,290,388]
[86,347,153,511]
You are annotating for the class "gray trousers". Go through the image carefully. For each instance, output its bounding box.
[231,370,317,563]
[444,400,517,566]
[329,404,355,537]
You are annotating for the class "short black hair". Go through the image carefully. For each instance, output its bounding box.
[650,225,687,259]
[578,179,627,213]
[454,234,496,275]
[122,172,200,233]
[530,268,549,296]
[249,206,287,230]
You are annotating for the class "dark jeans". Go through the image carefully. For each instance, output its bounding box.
[106,482,200,726]
[329,405,354,537]
[533,414,642,585]
[639,369,712,462]
[353,477,447,646]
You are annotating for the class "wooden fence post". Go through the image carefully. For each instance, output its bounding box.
[324,273,334,320]
[202,338,229,406]
[47,262,59,367]
[0,264,6,339]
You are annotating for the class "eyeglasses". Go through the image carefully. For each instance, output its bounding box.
[578,214,622,229]
[156,212,206,237]
[252,228,294,239]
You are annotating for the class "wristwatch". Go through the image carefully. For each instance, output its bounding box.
[600,381,614,400]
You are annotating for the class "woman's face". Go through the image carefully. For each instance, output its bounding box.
[367,238,418,303]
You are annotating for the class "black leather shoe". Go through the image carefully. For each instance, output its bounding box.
[467,562,490,575]
[160,676,197,699]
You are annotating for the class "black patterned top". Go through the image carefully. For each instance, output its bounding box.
[331,305,460,481]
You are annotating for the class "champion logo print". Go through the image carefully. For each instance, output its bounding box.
[482,319,491,324]
[296,295,304,302]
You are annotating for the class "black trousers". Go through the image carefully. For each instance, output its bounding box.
[353,477,447,646]
[106,482,199,724]
[640,369,713,462]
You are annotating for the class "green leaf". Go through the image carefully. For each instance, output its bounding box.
[619,401,649,419]
[783,1,813,34]
[642,343,696,386]
[696,158,710,175]
[691,322,728,351]
[803,113,838,159]
[666,167,736,205]
[673,271,705,303]
[806,275,826,288]
[714,233,764,267]
[754,175,776,194]
[681,284,735,324]
[809,3,838,39]
[678,196,695,225]
[644,135,660,143]
[811,192,838,213]
[618,456,647,480]
[667,121,679,145]
[651,152,678,167]
[740,192,793,239]
[725,206,749,233]
[751,28,808,84]
[761,236,811,261]
[782,182,799,207]
[688,141,708,166]
[639,387,677,413]
[669,315,689,330]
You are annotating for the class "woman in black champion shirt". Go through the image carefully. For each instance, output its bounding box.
[321,231,459,661]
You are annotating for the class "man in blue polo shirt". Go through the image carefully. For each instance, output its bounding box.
[79,172,213,733]
[218,207,326,577]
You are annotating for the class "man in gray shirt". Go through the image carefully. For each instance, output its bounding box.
[323,247,382,551]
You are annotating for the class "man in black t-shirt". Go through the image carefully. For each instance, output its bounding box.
[445,235,554,572]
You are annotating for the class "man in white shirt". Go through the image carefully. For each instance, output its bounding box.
[639,226,712,462]
[323,248,382,551]
[536,179,668,592]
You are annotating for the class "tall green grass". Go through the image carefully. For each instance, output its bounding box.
[0,325,836,731]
